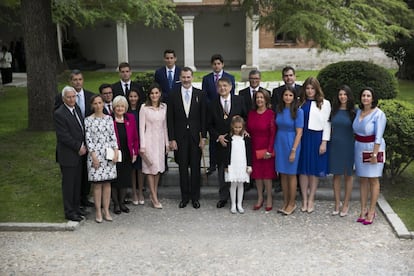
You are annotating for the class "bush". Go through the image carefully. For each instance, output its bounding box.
[134,72,155,92]
[379,99,414,179]
[317,61,398,102]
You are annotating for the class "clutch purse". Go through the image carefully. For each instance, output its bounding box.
[255,149,275,159]
[362,151,384,163]
[106,148,122,162]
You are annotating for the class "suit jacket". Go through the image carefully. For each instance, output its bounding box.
[271,83,302,111]
[154,66,181,102]
[238,86,270,113]
[54,89,95,118]
[208,95,247,164]
[54,104,85,167]
[224,135,252,168]
[167,87,207,144]
[113,113,139,158]
[112,81,145,105]
[202,71,236,103]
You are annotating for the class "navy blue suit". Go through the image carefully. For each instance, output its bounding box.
[154,66,181,102]
[202,71,235,103]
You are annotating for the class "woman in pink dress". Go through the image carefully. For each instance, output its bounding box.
[247,89,277,211]
[139,84,169,209]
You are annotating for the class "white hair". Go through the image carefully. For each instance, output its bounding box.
[61,86,76,97]
[112,95,129,110]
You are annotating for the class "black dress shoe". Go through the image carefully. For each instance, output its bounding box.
[78,209,88,217]
[120,205,130,213]
[66,215,82,222]
[179,200,189,208]
[216,200,227,208]
[206,167,216,175]
[114,205,122,215]
[192,200,200,209]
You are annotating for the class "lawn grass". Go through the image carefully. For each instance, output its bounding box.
[1,70,413,227]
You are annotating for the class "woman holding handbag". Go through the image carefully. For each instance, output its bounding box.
[247,89,277,211]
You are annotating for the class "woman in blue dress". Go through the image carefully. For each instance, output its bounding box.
[353,87,386,225]
[298,77,331,213]
[329,85,356,217]
[274,89,304,215]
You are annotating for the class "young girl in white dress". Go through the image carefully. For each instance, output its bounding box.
[224,116,252,214]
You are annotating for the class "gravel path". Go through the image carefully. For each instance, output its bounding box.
[1,198,413,275]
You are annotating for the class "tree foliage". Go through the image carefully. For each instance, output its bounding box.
[379,99,414,179]
[229,0,414,53]
[52,0,181,29]
[379,0,414,80]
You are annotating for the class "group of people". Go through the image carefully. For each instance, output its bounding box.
[54,50,387,226]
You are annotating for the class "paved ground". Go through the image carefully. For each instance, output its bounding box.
[1,183,413,275]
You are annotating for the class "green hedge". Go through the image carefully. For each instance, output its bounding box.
[379,99,414,178]
[317,61,398,102]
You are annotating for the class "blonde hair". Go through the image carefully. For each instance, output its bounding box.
[112,95,129,110]
[230,115,245,136]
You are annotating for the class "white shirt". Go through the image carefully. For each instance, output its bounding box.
[76,89,85,117]
[121,80,131,95]
[166,66,176,78]
[181,86,192,117]
[220,94,231,114]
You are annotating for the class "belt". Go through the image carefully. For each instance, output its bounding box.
[354,134,375,143]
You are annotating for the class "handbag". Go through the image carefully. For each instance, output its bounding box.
[255,149,275,159]
[362,151,384,163]
[106,148,122,162]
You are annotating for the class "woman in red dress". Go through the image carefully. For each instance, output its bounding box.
[247,89,277,211]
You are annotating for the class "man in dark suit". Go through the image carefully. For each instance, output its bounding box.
[202,54,236,176]
[167,67,207,209]
[54,69,94,208]
[271,66,302,110]
[112,62,145,104]
[99,83,114,115]
[208,77,247,208]
[54,86,88,221]
[154,49,181,103]
[239,69,270,113]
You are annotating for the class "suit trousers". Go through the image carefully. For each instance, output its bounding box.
[218,163,230,202]
[176,131,201,202]
[79,155,91,205]
[60,163,82,218]
[208,136,217,168]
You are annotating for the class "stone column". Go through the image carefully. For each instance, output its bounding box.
[241,15,259,81]
[116,21,129,66]
[182,15,196,71]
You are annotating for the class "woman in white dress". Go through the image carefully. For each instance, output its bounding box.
[85,95,118,223]
[139,84,169,209]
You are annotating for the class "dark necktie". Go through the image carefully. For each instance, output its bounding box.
[124,83,129,95]
[168,70,173,89]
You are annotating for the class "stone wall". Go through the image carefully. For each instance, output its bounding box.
[259,46,397,71]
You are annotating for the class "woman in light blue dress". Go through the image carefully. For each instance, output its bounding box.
[353,87,386,225]
[274,89,304,215]
[329,85,355,217]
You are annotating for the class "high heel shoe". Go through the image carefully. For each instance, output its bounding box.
[253,202,263,210]
[265,206,273,212]
[282,205,297,216]
[103,211,113,222]
[340,205,349,217]
[363,212,376,225]
[95,217,103,223]
[356,211,368,223]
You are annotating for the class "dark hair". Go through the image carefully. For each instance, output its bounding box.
[145,83,162,107]
[249,70,261,78]
[210,54,224,64]
[99,83,112,94]
[181,66,193,75]
[358,87,378,109]
[118,62,131,71]
[230,115,245,136]
[90,94,104,112]
[299,77,325,109]
[277,89,298,119]
[1,46,7,52]
[217,77,232,86]
[253,88,272,110]
[127,89,141,109]
[163,49,176,57]
[282,66,296,77]
[330,85,356,121]
[69,69,82,81]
